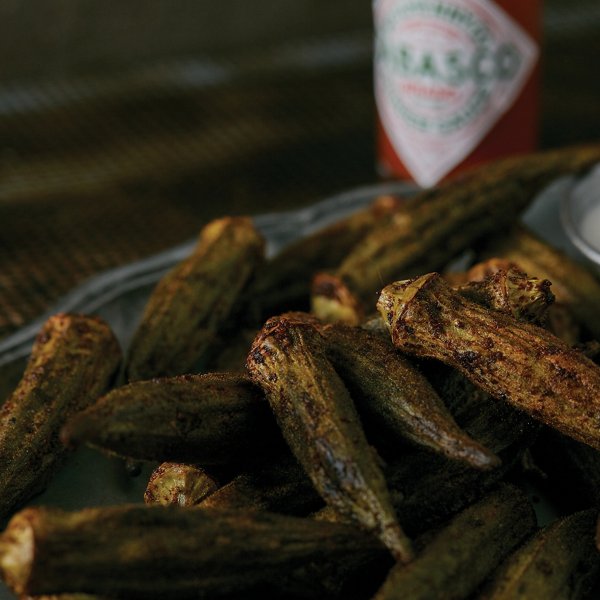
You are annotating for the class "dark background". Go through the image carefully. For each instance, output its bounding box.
[0,0,598,340]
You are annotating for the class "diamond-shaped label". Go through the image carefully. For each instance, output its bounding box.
[374,0,539,186]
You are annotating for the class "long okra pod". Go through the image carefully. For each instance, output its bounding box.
[312,144,600,323]
[0,314,121,520]
[125,216,265,381]
[378,273,600,450]
[61,373,282,466]
[373,485,536,600]
[247,314,414,562]
[318,322,499,470]
[0,505,383,599]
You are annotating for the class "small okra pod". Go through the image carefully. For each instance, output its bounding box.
[0,313,121,520]
[479,225,600,340]
[125,216,265,381]
[457,265,554,325]
[247,314,414,563]
[318,322,500,470]
[61,373,283,466]
[144,463,219,507]
[0,505,384,599]
[199,456,322,516]
[373,485,536,600]
[378,273,600,451]
[480,509,600,600]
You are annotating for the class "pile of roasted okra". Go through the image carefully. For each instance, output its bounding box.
[2,144,600,599]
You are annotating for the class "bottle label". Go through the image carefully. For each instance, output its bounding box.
[374,0,538,186]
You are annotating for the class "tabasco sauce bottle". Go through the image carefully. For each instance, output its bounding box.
[374,0,542,186]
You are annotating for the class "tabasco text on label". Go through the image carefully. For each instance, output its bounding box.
[374,0,541,187]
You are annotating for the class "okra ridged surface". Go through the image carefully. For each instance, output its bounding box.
[480,509,600,600]
[61,373,282,466]
[0,313,121,520]
[379,273,600,451]
[0,505,384,599]
[318,322,499,470]
[312,143,600,323]
[125,216,265,381]
[373,485,536,600]
[246,314,414,563]
[144,463,219,507]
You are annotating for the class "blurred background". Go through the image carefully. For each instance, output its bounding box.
[0,0,598,342]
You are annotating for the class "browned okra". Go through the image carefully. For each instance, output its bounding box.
[61,373,283,466]
[125,217,265,381]
[479,225,600,340]
[480,509,600,600]
[457,265,554,325]
[144,463,219,507]
[199,456,323,516]
[372,485,536,600]
[318,322,500,470]
[0,505,384,599]
[244,195,404,320]
[0,314,121,520]
[312,143,600,323]
[246,314,414,562]
[378,273,600,451]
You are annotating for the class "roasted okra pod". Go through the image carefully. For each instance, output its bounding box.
[378,273,600,451]
[247,313,414,562]
[480,509,600,599]
[318,322,499,470]
[144,463,219,507]
[373,485,536,600]
[125,216,265,381]
[0,313,121,520]
[61,372,283,466]
[0,505,383,598]
[312,143,600,323]
[479,224,600,340]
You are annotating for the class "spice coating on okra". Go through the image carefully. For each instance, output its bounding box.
[61,373,282,466]
[318,322,500,470]
[378,273,600,451]
[125,216,265,381]
[0,313,121,519]
[373,485,536,600]
[246,313,414,563]
[144,463,219,507]
[313,143,600,323]
[481,508,600,600]
[0,504,384,598]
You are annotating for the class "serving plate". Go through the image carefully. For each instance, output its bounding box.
[0,173,592,599]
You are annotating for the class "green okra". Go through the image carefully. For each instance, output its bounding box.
[245,195,403,321]
[0,504,384,599]
[61,373,282,466]
[479,225,600,340]
[144,462,219,507]
[125,216,265,382]
[312,143,600,324]
[372,485,536,600]
[480,509,600,600]
[318,322,500,470]
[246,314,414,562]
[0,313,121,520]
[199,456,323,516]
[378,273,600,451]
